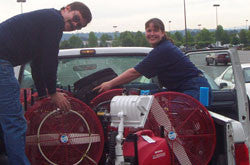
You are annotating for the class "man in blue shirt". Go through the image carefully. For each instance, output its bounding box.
[0,2,92,164]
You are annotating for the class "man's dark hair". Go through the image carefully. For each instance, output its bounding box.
[61,1,92,27]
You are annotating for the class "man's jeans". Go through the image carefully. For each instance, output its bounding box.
[0,59,30,165]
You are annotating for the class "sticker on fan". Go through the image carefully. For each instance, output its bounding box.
[60,135,69,143]
[168,131,177,140]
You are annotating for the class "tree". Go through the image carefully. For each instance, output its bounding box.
[247,30,250,45]
[184,31,195,46]
[112,32,121,47]
[134,31,150,47]
[68,35,83,48]
[100,34,112,47]
[221,31,230,45]
[88,32,98,47]
[119,31,135,46]
[215,25,224,41]
[59,40,71,49]
[173,31,183,43]
[239,30,248,45]
[196,29,213,42]
[231,34,240,45]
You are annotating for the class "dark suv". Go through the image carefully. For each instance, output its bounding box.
[206,52,231,65]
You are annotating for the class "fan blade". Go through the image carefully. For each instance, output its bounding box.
[151,99,192,165]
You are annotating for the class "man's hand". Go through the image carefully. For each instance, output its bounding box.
[93,81,112,93]
[50,92,71,111]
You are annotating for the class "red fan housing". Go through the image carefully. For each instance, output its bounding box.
[144,92,216,165]
[25,96,104,165]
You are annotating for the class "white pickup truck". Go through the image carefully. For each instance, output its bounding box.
[1,47,248,165]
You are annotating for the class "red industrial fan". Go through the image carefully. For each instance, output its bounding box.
[144,92,216,165]
[25,96,104,165]
[90,88,123,110]
[20,88,73,112]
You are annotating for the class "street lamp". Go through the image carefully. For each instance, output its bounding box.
[168,21,171,32]
[246,19,248,30]
[213,4,220,28]
[183,0,188,51]
[198,24,202,30]
[113,25,118,39]
[17,0,26,14]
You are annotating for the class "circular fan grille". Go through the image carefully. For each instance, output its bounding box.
[145,92,216,165]
[25,96,104,165]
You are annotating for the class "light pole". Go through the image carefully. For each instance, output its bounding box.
[168,21,171,32]
[112,25,118,42]
[198,24,202,30]
[183,0,188,51]
[246,19,248,30]
[213,4,220,28]
[17,0,26,14]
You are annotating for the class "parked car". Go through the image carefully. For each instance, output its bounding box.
[205,52,231,66]
[214,63,250,97]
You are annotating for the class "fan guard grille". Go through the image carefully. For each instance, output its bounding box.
[144,92,216,165]
[25,96,104,165]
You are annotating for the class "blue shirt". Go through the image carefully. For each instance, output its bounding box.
[134,39,202,90]
[0,9,64,96]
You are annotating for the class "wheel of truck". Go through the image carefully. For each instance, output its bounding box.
[206,61,210,66]
[224,62,228,65]
[214,60,218,66]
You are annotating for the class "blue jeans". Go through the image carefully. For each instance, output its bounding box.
[0,59,30,165]
[177,76,212,106]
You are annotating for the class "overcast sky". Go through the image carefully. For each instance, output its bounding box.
[0,0,249,33]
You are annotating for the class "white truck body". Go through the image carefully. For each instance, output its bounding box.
[13,47,249,164]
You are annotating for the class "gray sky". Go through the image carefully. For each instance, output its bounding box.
[0,0,249,33]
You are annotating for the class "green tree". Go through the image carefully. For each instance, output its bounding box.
[239,29,248,45]
[68,35,83,48]
[88,32,98,47]
[195,29,213,48]
[221,31,231,45]
[215,25,224,41]
[112,32,121,47]
[184,31,195,46]
[196,28,213,42]
[59,40,71,49]
[247,30,250,45]
[100,34,112,47]
[134,31,150,47]
[231,34,240,45]
[119,31,135,46]
[173,31,183,43]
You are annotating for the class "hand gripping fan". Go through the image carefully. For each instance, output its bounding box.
[145,92,216,165]
[25,96,104,165]
[20,88,73,112]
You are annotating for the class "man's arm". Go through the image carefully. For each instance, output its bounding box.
[30,56,47,97]
[93,68,141,93]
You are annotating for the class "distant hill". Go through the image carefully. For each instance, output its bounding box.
[61,28,243,41]
[62,32,115,41]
